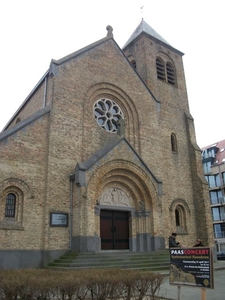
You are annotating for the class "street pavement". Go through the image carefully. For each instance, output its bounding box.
[157,260,225,300]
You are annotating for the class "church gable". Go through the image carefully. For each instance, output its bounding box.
[46,29,161,162]
[74,136,162,196]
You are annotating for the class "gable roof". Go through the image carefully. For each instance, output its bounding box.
[72,136,162,195]
[2,24,162,133]
[51,36,112,67]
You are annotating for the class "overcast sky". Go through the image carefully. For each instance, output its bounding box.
[0,0,224,148]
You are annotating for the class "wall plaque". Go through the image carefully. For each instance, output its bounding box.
[50,212,68,227]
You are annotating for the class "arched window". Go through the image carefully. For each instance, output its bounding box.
[175,209,180,226]
[171,133,177,152]
[166,62,176,85]
[5,193,16,217]
[156,57,176,85]
[156,57,165,81]
[175,205,187,230]
[93,98,124,133]
[131,60,136,69]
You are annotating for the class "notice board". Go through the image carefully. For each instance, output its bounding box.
[169,247,214,289]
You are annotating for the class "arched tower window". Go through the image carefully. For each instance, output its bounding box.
[156,57,165,81]
[171,133,178,152]
[5,193,16,217]
[166,62,176,85]
[131,60,136,69]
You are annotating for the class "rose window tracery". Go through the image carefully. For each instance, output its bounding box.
[93,98,124,133]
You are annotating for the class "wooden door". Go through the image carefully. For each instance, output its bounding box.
[100,210,129,250]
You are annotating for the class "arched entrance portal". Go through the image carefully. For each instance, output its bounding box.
[73,159,165,253]
[100,210,129,250]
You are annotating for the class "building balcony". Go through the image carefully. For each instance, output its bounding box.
[202,152,216,160]
[208,179,225,189]
[214,231,225,239]
[211,196,225,205]
[203,167,211,174]
[212,213,225,222]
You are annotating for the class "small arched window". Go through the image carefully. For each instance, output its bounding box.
[171,133,178,152]
[156,57,165,81]
[5,193,16,217]
[166,62,176,85]
[175,205,186,230]
[131,60,136,69]
[175,209,180,226]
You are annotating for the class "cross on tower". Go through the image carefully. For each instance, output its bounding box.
[140,6,144,19]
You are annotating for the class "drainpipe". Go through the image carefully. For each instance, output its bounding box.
[69,174,75,251]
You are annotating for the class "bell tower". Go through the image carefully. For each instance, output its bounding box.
[122,19,189,112]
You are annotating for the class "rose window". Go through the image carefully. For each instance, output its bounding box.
[93,98,124,133]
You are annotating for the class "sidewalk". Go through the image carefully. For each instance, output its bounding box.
[157,261,225,300]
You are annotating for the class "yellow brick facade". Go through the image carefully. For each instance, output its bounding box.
[0,21,214,268]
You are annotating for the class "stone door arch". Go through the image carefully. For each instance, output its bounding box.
[83,160,164,252]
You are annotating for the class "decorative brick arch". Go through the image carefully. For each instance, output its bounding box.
[86,159,160,210]
[0,178,33,229]
[169,198,190,233]
[169,198,190,213]
[80,159,163,251]
[0,178,34,199]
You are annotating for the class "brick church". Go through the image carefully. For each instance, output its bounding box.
[0,20,214,269]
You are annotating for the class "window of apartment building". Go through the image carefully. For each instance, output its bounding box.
[210,190,223,205]
[214,223,225,238]
[222,172,225,183]
[212,206,225,221]
[203,161,211,173]
[205,174,220,188]
[5,193,16,217]
[208,149,216,158]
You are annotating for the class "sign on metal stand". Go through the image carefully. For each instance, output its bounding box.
[169,247,214,300]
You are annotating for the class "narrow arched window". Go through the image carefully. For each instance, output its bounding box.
[156,57,165,81]
[166,62,176,85]
[131,60,136,69]
[5,193,16,217]
[175,205,187,231]
[175,209,180,226]
[171,133,177,152]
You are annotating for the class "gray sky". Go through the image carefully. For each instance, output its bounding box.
[0,0,224,148]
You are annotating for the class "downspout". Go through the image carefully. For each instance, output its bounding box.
[69,174,75,251]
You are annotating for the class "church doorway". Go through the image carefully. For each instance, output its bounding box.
[100,210,129,250]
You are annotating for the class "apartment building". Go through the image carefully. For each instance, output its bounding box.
[202,139,225,251]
